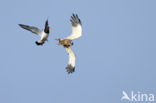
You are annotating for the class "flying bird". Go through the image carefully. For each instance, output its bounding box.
[55,13,82,74]
[19,20,51,45]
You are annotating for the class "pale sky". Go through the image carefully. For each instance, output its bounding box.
[0,0,156,103]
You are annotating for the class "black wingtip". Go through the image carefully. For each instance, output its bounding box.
[18,24,24,27]
[45,19,48,25]
[18,24,29,30]
[72,13,76,17]
[70,13,82,26]
[66,64,75,74]
[35,41,44,46]
[44,19,50,33]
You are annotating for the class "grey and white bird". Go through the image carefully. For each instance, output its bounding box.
[19,20,51,45]
[55,13,82,74]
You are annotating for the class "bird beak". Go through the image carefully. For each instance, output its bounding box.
[49,27,52,29]
[46,40,48,42]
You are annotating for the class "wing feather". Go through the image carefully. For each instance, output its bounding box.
[19,24,42,36]
[65,47,76,74]
[66,14,82,40]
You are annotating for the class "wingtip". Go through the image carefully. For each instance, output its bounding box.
[35,41,44,46]
[18,24,26,28]
[70,13,82,26]
[72,13,77,17]
[45,19,49,26]
[66,64,75,74]
[45,20,48,24]
[18,24,23,27]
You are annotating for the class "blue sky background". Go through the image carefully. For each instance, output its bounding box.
[0,0,156,103]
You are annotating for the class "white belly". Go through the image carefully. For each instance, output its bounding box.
[40,31,49,41]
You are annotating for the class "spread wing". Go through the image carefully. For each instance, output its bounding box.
[65,47,76,74]
[19,24,42,36]
[65,14,82,40]
[44,20,50,34]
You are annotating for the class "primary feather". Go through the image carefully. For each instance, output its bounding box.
[19,24,42,36]
[66,14,82,40]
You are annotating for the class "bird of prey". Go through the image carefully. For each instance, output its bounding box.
[19,20,51,45]
[55,14,82,74]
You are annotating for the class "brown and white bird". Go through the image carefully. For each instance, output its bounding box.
[56,13,82,74]
[19,20,51,45]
